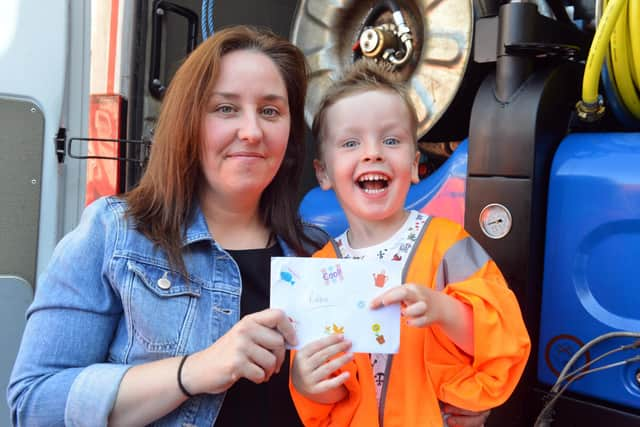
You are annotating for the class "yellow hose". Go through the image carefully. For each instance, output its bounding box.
[611,0,640,117]
[609,2,640,117]
[582,0,626,105]
[580,0,640,121]
[629,0,640,90]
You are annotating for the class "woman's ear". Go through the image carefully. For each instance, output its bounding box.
[313,159,332,190]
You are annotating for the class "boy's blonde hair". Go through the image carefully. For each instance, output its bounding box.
[311,60,419,157]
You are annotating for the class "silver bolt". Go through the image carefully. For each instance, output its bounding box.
[30,107,37,113]
[156,7,164,15]
[31,179,37,185]
[635,369,640,385]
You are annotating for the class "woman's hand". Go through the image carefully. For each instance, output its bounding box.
[183,308,297,395]
[110,310,298,425]
[290,334,352,404]
[442,404,490,427]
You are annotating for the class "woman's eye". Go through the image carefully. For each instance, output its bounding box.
[383,137,400,145]
[215,105,235,114]
[262,107,279,117]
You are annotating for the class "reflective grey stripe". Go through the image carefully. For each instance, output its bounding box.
[400,216,432,282]
[435,236,490,290]
[329,238,343,257]
[379,215,431,426]
[378,354,394,426]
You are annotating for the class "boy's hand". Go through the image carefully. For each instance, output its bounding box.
[370,284,475,355]
[291,334,353,404]
[370,284,448,327]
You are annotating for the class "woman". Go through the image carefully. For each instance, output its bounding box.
[8,26,489,427]
[9,25,323,427]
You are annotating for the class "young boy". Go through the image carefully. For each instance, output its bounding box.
[290,61,531,426]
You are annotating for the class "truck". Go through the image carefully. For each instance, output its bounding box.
[1,0,638,425]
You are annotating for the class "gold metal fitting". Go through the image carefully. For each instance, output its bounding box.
[359,27,398,59]
[576,96,605,122]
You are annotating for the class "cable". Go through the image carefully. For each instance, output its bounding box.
[602,46,638,127]
[577,0,625,120]
[557,340,640,387]
[629,0,640,89]
[608,0,640,118]
[356,0,413,67]
[201,0,208,39]
[582,0,626,105]
[207,0,214,37]
[629,0,639,82]
[201,0,214,40]
[535,354,640,427]
[628,0,640,92]
[552,331,640,394]
[533,332,640,427]
[578,0,640,122]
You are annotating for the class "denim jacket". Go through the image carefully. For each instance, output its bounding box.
[8,196,328,427]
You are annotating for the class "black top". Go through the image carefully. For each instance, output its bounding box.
[215,243,303,427]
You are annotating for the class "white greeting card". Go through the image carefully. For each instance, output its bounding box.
[270,256,402,354]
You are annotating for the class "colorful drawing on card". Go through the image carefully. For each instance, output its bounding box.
[324,323,345,335]
[321,264,344,285]
[372,323,386,344]
[278,266,300,286]
[372,270,388,288]
[270,257,402,354]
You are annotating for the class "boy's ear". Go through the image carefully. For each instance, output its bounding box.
[313,159,332,190]
[411,150,420,184]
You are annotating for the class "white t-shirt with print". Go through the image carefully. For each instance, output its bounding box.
[333,210,429,406]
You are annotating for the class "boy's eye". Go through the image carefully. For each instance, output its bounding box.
[342,140,358,148]
[383,137,400,145]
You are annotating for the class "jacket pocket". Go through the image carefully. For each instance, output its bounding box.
[126,260,201,354]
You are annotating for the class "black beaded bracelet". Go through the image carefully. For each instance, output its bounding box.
[177,354,195,398]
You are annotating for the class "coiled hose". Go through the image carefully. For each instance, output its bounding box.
[578,0,640,123]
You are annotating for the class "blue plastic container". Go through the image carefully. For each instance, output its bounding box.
[538,132,640,409]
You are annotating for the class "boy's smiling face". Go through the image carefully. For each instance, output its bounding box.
[314,89,420,233]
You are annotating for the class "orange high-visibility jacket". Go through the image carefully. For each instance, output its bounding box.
[290,216,531,427]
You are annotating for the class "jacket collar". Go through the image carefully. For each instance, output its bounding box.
[180,201,329,256]
[180,202,295,255]
[181,202,215,247]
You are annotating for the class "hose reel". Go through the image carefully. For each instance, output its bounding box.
[291,0,475,139]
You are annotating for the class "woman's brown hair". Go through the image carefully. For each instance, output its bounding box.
[125,25,318,272]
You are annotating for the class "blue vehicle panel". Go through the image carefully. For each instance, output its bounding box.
[538,132,640,410]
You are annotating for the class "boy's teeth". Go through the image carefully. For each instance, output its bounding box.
[357,173,389,192]
[358,174,388,182]
[363,188,385,194]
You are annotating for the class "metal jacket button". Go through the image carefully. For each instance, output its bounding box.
[157,272,171,290]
